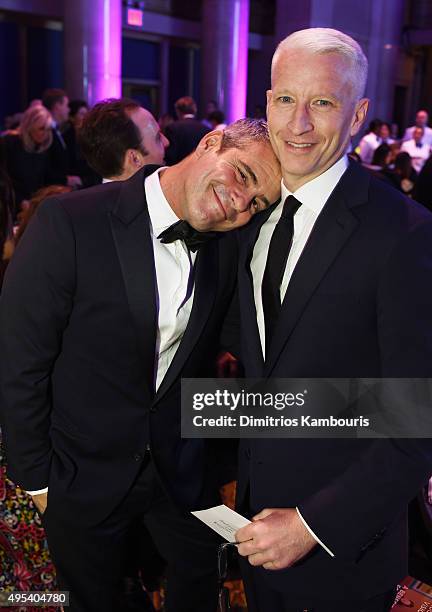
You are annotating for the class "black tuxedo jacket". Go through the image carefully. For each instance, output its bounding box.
[46,127,68,185]
[0,165,237,525]
[165,119,210,165]
[234,161,432,601]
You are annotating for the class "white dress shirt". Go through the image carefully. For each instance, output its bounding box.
[400,139,431,174]
[403,125,432,146]
[145,168,196,390]
[252,155,348,356]
[27,168,196,495]
[251,155,349,557]
[358,132,381,164]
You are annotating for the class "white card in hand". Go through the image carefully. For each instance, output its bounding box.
[191,504,251,542]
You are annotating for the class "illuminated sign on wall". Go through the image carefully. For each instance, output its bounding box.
[127,8,143,27]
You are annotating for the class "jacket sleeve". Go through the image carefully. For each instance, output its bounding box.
[298,219,432,563]
[0,197,76,490]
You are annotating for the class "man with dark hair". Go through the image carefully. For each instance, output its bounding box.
[401,126,431,173]
[42,88,69,117]
[80,97,170,610]
[0,118,281,612]
[358,118,383,164]
[79,98,169,180]
[208,110,227,131]
[42,88,82,188]
[62,100,100,189]
[165,96,210,165]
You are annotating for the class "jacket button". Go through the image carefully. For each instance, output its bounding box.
[133,453,142,461]
[150,406,156,413]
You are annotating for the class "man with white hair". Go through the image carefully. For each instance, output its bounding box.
[234,27,432,612]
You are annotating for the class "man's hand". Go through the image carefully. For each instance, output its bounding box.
[235,508,317,570]
[31,492,48,515]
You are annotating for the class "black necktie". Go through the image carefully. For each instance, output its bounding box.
[158,220,218,252]
[262,195,302,352]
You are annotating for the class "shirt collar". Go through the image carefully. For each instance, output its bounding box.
[145,167,180,236]
[281,155,348,214]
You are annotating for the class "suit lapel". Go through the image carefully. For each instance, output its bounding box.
[264,162,369,376]
[109,166,160,394]
[154,239,218,402]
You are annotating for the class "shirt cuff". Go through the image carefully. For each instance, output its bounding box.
[296,506,335,557]
[26,487,48,495]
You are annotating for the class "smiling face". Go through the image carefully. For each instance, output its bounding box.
[163,131,281,232]
[267,49,369,191]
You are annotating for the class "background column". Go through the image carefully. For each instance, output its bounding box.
[64,0,122,105]
[201,0,250,123]
[366,0,405,122]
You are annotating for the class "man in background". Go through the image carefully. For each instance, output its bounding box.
[403,109,432,146]
[164,96,210,164]
[42,88,82,189]
[401,126,431,174]
[358,118,382,163]
[80,98,169,180]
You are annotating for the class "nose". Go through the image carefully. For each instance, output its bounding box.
[231,189,251,215]
[162,133,169,148]
[289,103,313,136]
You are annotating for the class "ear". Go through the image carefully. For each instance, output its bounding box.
[195,130,223,157]
[266,90,273,115]
[350,98,369,137]
[124,149,144,171]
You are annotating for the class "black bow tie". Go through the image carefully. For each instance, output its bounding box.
[416,142,423,148]
[158,220,218,252]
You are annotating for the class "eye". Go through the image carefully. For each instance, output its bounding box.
[250,198,262,213]
[314,99,332,107]
[238,168,247,183]
[278,96,293,104]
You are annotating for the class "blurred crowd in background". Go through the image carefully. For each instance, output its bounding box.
[2,88,432,289]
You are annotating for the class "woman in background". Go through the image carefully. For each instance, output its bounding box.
[0,104,55,218]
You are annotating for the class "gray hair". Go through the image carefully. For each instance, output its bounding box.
[272,28,368,101]
[220,118,270,151]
